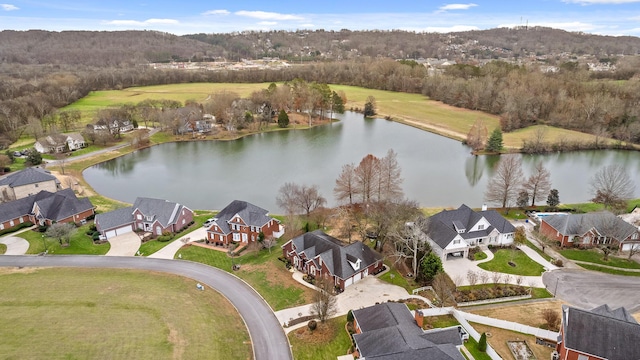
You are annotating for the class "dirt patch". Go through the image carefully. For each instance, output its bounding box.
[240,261,314,303]
[470,323,554,360]
[0,267,41,275]
[468,299,566,328]
[290,321,336,345]
[167,323,187,360]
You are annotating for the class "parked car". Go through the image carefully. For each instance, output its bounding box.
[12,151,21,157]
[203,218,215,228]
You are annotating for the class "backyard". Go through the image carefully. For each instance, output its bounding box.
[0,267,250,359]
[478,249,546,276]
[288,316,352,360]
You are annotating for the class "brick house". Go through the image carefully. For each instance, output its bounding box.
[0,188,94,230]
[540,212,640,251]
[95,197,193,239]
[0,167,60,202]
[281,230,383,290]
[555,304,640,360]
[205,200,281,246]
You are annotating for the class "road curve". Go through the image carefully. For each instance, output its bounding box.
[0,255,292,360]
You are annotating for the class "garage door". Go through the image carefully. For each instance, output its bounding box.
[105,225,133,239]
[344,277,353,288]
[353,271,362,284]
[622,243,639,252]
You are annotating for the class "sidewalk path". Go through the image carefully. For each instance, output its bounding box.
[0,236,29,255]
[148,227,206,259]
[517,245,558,271]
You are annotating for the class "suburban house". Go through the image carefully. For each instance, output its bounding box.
[95,197,193,239]
[34,133,87,153]
[178,118,214,134]
[0,188,95,229]
[351,302,465,360]
[540,212,640,251]
[205,200,281,246]
[424,204,516,260]
[555,304,640,360]
[281,230,383,290]
[90,119,134,134]
[0,167,60,203]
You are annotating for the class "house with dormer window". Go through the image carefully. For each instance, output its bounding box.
[205,200,282,246]
[425,204,516,261]
[281,230,383,290]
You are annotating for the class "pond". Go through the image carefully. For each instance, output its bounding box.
[83,111,640,211]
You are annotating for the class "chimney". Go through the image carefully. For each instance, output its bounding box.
[415,310,424,329]
[481,204,488,211]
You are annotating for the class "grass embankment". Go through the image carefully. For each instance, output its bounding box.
[559,249,640,269]
[288,316,352,360]
[0,268,250,360]
[178,240,314,311]
[18,224,110,255]
[0,243,6,254]
[378,261,418,292]
[478,249,545,276]
[578,264,640,276]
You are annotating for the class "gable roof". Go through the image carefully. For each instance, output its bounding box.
[426,204,516,249]
[562,304,640,360]
[543,212,637,242]
[285,230,382,280]
[0,195,37,223]
[95,206,134,231]
[0,167,59,188]
[33,188,94,222]
[211,200,273,234]
[132,197,188,228]
[352,303,464,360]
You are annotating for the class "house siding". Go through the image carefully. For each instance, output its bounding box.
[207,218,279,246]
[0,215,30,230]
[11,181,58,200]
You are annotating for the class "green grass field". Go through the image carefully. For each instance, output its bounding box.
[288,316,352,360]
[559,249,640,269]
[478,249,545,276]
[577,263,640,276]
[18,224,110,255]
[0,267,250,360]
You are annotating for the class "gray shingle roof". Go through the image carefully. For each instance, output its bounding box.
[0,196,36,223]
[288,230,382,280]
[0,188,92,223]
[211,200,273,234]
[563,305,640,360]
[543,212,637,242]
[95,206,134,231]
[426,204,515,250]
[352,303,464,360]
[132,197,186,228]
[0,167,59,187]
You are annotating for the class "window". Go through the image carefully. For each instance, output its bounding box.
[0,224,4,230]
[478,224,484,230]
[633,233,639,240]
[453,240,460,245]
[233,233,240,242]
[182,219,185,225]
[19,217,23,224]
[9,220,14,227]
[136,214,142,220]
[577,355,588,360]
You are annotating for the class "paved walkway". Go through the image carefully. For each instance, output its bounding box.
[105,232,141,256]
[0,236,30,255]
[148,227,206,259]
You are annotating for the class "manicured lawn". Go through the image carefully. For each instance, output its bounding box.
[288,316,352,360]
[559,249,640,269]
[378,262,416,293]
[424,314,459,329]
[178,241,314,310]
[464,335,492,360]
[474,252,488,261]
[137,239,171,256]
[525,239,553,262]
[578,263,640,276]
[18,224,110,255]
[0,268,250,359]
[530,287,554,299]
[0,243,6,254]
[478,249,545,276]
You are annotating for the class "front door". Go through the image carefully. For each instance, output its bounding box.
[242,233,248,243]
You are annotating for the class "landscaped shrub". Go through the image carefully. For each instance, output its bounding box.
[478,333,487,352]
[92,232,100,241]
[307,320,317,331]
[346,310,354,322]
[554,259,564,267]
[0,221,33,236]
[37,225,48,233]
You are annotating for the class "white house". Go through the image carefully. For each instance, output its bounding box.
[34,133,87,154]
[424,204,516,260]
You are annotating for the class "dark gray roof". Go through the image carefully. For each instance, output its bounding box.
[132,197,187,228]
[590,304,638,324]
[0,167,59,187]
[211,200,273,234]
[95,206,134,231]
[287,230,382,280]
[543,212,637,242]
[562,305,640,360]
[0,189,92,223]
[426,204,516,249]
[352,303,464,360]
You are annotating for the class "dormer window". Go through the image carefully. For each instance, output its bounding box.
[346,254,361,271]
[478,224,485,230]
[453,220,466,234]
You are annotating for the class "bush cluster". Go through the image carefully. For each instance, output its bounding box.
[455,285,529,303]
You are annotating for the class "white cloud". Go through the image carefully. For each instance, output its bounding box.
[202,9,230,16]
[235,10,303,21]
[438,3,478,11]
[300,23,315,28]
[105,18,179,26]
[1,3,19,11]
[258,21,277,26]
[563,0,640,4]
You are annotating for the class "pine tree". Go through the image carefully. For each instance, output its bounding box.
[277,109,289,128]
[486,128,503,152]
[478,332,487,352]
[364,96,376,117]
[547,189,560,207]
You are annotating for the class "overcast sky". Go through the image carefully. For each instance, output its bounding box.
[1,0,639,36]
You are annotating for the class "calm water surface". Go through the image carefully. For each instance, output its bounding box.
[84,112,640,211]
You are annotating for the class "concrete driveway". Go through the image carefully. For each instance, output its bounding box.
[148,227,206,259]
[0,236,29,255]
[0,255,292,360]
[543,269,640,313]
[105,232,141,256]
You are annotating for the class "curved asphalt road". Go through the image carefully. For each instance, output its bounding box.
[0,255,292,360]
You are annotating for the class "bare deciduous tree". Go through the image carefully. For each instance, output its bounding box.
[478,271,489,285]
[378,149,404,202]
[590,164,635,212]
[334,163,358,205]
[466,270,479,286]
[389,216,430,278]
[491,272,502,286]
[485,154,524,208]
[466,118,488,151]
[541,309,560,331]
[45,222,76,246]
[432,272,456,307]
[522,162,552,206]
[355,154,380,204]
[311,277,337,323]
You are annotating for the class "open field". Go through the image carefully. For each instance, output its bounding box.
[0,267,250,360]
[468,299,566,328]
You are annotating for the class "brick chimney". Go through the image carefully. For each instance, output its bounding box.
[415,310,424,329]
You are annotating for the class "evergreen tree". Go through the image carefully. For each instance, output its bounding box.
[486,128,503,152]
[547,189,560,207]
[25,149,42,166]
[516,191,529,208]
[364,96,376,117]
[421,252,443,283]
[478,333,487,352]
[332,91,345,114]
[277,109,289,128]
